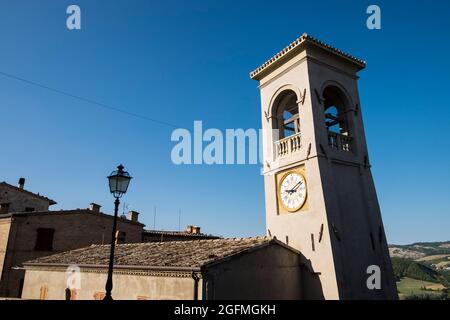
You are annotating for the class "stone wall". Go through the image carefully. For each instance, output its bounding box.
[0,184,52,213]
[0,218,12,286]
[203,243,303,300]
[22,268,199,300]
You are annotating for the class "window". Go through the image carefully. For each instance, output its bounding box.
[324,106,341,133]
[65,288,71,300]
[94,291,106,300]
[271,90,303,158]
[65,288,78,300]
[39,284,48,300]
[70,289,78,300]
[322,86,353,152]
[34,228,55,251]
[116,230,126,244]
[0,203,10,214]
[323,86,350,136]
[273,90,300,140]
[25,207,35,212]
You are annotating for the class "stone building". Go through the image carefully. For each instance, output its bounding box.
[21,237,320,300]
[0,208,144,298]
[0,179,56,214]
[0,179,218,299]
[0,179,145,297]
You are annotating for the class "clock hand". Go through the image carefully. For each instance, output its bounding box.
[291,181,303,192]
[286,186,298,195]
[284,181,303,195]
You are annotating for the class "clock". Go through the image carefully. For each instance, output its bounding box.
[278,171,307,212]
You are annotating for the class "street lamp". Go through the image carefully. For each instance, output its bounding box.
[104,164,132,300]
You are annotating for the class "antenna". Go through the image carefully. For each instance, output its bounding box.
[178,209,181,231]
[122,203,129,215]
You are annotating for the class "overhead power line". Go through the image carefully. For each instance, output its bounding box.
[0,70,181,129]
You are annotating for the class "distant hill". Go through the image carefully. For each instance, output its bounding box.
[389,241,450,259]
[389,241,450,300]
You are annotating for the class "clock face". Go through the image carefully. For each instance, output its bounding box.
[278,172,307,212]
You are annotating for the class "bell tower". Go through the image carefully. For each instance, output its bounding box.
[250,34,397,299]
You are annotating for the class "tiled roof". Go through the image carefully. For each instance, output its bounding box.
[250,33,366,80]
[143,229,219,239]
[25,237,278,269]
[0,181,57,205]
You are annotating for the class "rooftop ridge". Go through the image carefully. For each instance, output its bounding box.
[143,228,218,238]
[0,181,57,205]
[90,236,270,248]
[250,33,366,79]
[0,209,145,226]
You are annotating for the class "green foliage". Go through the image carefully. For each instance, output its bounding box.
[406,261,437,282]
[392,257,411,281]
[440,271,450,287]
[391,257,438,282]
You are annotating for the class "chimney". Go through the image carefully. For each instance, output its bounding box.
[89,203,101,212]
[127,210,139,222]
[18,178,25,190]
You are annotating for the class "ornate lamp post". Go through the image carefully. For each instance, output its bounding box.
[104,164,132,300]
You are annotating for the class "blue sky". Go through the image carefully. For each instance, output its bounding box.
[0,0,449,244]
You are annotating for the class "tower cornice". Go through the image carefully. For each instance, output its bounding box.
[250,33,366,81]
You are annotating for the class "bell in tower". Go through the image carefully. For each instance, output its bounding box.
[250,33,397,300]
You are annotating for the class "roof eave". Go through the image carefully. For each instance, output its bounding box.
[23,262,201,272]
[249,33,366,81]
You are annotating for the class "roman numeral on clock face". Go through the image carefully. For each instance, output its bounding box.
[279,172,307,212]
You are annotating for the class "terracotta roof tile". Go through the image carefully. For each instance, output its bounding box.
[250,33,366,80]
[143,229,219,239]
[25,237,273,268]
